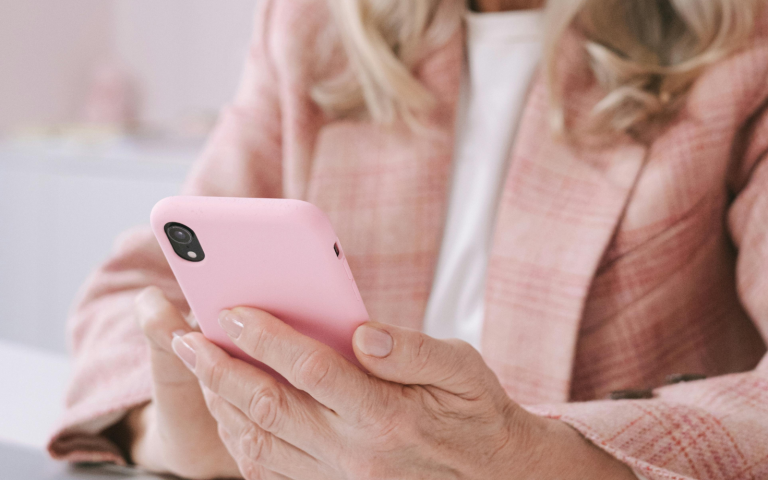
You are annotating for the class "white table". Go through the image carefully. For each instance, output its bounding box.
[0,441,166,479]
[0,339,70,449]
[0,340,168,478]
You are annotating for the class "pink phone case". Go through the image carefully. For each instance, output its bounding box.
[150,196,369,372]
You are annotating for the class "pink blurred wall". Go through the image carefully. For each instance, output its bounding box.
[0,0,257,131]
[0,0,114,130]
[113,0,257,130]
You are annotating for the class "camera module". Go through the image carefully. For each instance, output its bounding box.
[167,226,192,245]
[164,222,205,262]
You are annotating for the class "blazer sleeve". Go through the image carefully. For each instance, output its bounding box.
[47,0,283,464]
[530,108,768,480]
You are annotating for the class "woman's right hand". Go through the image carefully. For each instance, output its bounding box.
[129,286,241,479]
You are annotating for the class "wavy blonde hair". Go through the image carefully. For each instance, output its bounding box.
[312,0,761,136]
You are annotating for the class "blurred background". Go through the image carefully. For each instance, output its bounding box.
[0,0,257,450]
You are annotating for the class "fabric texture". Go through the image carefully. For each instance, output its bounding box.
[423,8,543,351]
[48,1,768,478]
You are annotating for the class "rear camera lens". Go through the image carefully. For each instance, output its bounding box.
[167,226,192,245]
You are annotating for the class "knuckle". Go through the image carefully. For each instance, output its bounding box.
[293,349,336,393]
[136,304,164,333]
[446,339,488,389]
[450,339,486,376]
[411,335,433,374]
[248,387,283,431]
[134,286,161,309]
[240,460,266,480]
[203,357,230,392]
[449,338,480,360]
[247,317,274,354]
[240,425,270,463]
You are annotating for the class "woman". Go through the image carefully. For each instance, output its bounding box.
[49,0,768,478]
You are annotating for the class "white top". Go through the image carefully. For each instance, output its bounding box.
[423,9,543,351]
[422,11,647,480]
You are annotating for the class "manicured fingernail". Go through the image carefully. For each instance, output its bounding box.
[171,334,196,371]
[218,311,244,339]
[356,325,393,358]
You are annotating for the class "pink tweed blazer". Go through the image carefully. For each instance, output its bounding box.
[49,1,768,478]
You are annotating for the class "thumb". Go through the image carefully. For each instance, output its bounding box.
[352,322,488,395]
[135,286,198,385]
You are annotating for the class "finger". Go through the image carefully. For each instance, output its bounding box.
[352,322,492,397]
[135,286,197,386]
[179,332,336,457]
[218,428,293,480]
[205,390,330,480]
[135,287,223,464]
[217,307,372,413]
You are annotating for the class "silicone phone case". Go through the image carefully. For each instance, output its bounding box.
[150,196,369,371]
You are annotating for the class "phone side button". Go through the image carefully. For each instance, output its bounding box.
[343,259,354,280]
[352,281,362,301]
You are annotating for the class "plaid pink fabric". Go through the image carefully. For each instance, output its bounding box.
[49,1,768,478]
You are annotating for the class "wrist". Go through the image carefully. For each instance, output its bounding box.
[506,411,636,479]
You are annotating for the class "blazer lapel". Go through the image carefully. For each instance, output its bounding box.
[307,30,464,331]
[482,76,648,405]
[308,21,647,404]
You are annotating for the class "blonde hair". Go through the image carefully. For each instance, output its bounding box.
[312,0,761,136]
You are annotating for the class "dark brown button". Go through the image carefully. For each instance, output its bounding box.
[666,373,707,385]
[608,389,654,400]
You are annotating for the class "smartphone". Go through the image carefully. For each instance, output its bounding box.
[150,196,369,372]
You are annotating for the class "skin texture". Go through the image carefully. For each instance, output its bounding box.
[173,306,637,479]
[128,286,636,479]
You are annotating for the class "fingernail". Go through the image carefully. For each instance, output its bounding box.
[218,311,244,339]
[356,325,393,358]
[171,334,196,371]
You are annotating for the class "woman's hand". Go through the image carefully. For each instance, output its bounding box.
[173,307,637,479]
[127,287,240,479]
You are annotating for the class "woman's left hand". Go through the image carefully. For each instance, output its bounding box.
[172,308,636,480]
